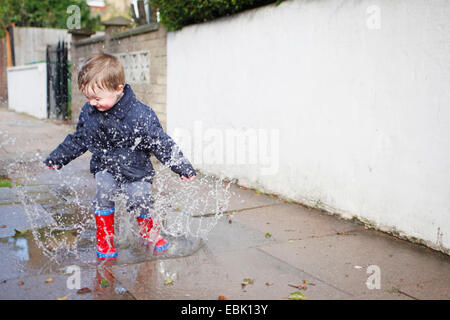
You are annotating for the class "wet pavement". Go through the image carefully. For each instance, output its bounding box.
[0,108,449,300]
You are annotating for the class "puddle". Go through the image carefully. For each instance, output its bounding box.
[0,211,208,300]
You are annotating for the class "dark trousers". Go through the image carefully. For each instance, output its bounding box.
[93,170,154,216]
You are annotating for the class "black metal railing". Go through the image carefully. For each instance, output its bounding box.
[46,41,69,120]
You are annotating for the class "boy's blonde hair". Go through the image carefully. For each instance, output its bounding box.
[78,51,125,93]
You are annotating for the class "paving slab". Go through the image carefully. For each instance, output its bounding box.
[0,188,18,205]
[231,203,360,242]
[0,273,79,300]
[0,235,45,280]
[0,109,72,161]
[396,277,450,300]
[259,229,450,299]
[0,204,56,238]
[0,185,63,205]
[190,215,274,255]
[342,290,414,300]
[0,266,133,300]
[7,157,95,200]
[224,184,283,212]
[111,247,351,300]
[152,168,282,217]
[14,185,63,204]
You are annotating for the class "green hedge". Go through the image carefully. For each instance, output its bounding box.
[0,0,101,38]
[151,0,283,31]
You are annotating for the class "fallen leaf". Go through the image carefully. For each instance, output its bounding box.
[387,287,400,294]
[265,282,273,286]
[302,280,316,286]
[288,291,307,300]
[56,294,70,300]
[218,295,227,300]
[265,232,272,238]
[288,284,307,290]
[77,287,92,294]
[241,278,254,288]
[164,277,174,285]
[100,278,110,288]
[14,228,30,237]
[0,225,6,228]
[17,281,24,286]
[228,219,232,224]
[45,278,53,283]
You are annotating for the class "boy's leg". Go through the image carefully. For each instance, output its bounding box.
[122,181,169,252]
[93,171,118,260]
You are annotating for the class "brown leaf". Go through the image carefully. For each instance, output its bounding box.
[241,278,254,288]
[0,225,6,228]
[17,281,24,286]
[288,284,307,290]
[218,295,227,300]
[45,278,53,283]
[77,287,92,294]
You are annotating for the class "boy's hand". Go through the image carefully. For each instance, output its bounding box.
[45,164,61,170]
[44,158,61,170]
[182,175,196,181]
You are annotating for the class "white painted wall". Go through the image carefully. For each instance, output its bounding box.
[7,63,47,119]
[166,0,450,252]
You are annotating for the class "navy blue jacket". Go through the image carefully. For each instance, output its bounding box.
[44,84,196,183]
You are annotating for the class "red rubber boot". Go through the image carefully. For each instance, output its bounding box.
[136,214,169,252]
[95,209,117,260]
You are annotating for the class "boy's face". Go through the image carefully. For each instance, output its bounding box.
[83,84,124,112]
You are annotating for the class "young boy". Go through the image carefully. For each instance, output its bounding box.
[44,51,196,260]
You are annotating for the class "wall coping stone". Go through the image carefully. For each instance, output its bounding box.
[73,23,159,47]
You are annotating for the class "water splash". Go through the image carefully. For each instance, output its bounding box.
[2,144,231,267]
[0,130,16,149]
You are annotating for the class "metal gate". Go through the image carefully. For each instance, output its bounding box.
[46,41,69,120]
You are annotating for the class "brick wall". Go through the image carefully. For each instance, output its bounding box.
[71,24,167,128]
